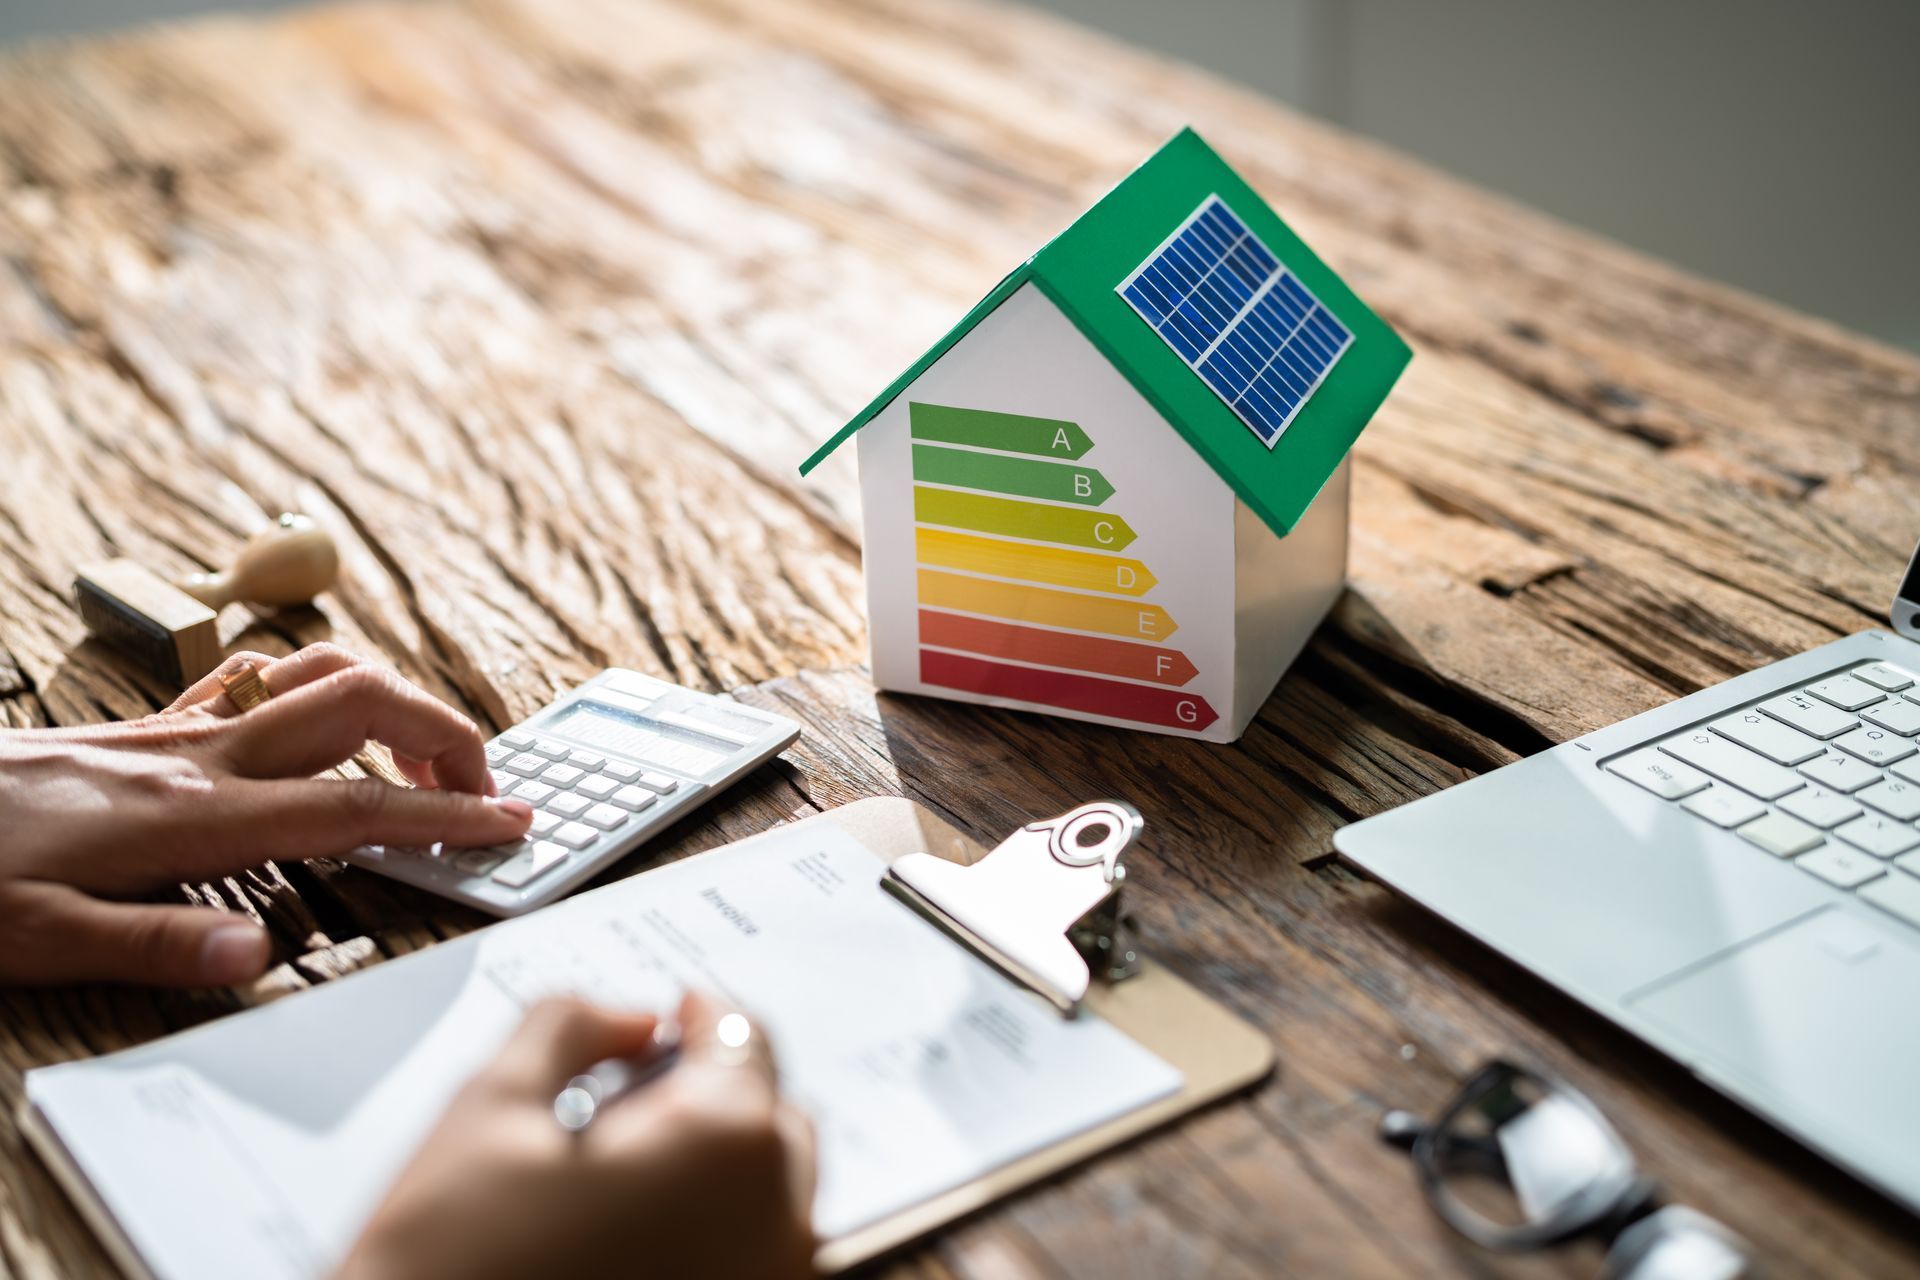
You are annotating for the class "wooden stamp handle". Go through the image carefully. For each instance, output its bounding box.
[178,513,340,610]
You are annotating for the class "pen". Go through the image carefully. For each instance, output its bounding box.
[552,1020,683,1133]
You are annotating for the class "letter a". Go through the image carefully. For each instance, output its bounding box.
[1052,426,1071,452]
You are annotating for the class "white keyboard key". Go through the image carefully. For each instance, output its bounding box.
[551,821,599,850]
[568,751,606,770]
[1854,662,1916,692]
[1857,778,1920,822]
[1759,692,1857,740]
[529,739,570,760]
[454,848,507,875]
[576,775,619,800]
[635,770,680,794]
[1831,726,1916,767]
[484,743,512,766]
[1894,851,1920,878]
[511,780,557,806]
[528,810,562,837]
[1806,675,1885,712]
[1708,710,1825,765]
[1860,698,1920,735]
[1777,785,1862,829]
[548,793,591,818]
[492,840,571,887]
[1660,732,1804,800]
[1799,752,1879,793]
[500,730,534,749]
[540,763,587,788]
[1861,873,1920,929]
[1795,845,1885,889]
[504,752,549,778]
[583,802,629,831]
[1681,787,1767,829]
[1736,811,1823,858]
[610,785,658,813]
[601,761,641,782]
[1605,748,1711,799]
[1833,814,1920,858]
[1891,757,1920,787]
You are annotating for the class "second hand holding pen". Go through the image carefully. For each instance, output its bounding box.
[553,1019,684,1133]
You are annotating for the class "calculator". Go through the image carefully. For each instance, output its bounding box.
[342,669,801,916]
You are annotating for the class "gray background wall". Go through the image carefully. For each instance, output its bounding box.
[5,0,1916,352]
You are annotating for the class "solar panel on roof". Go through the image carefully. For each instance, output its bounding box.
[1117,195,1352,448]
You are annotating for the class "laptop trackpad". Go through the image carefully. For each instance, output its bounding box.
[1627,907,1920,1192]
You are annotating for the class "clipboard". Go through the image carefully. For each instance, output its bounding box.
[816,796,1274,1273]
[20,796,1275,1278]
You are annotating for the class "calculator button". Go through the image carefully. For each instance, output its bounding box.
[529,739,571,760]
[601,761,641,783]
[490,769,516,795]
[548,793,591,818]
[528,810,562,837]
[636,771,680,794]
[540,763,586,788]
[610,785,658,812]
[582,803,629,831]
[485,743,513,766]
[576,775,619,800]
[492,840,571,887]
[504,753,549,777]
[500,730,534,749]
[550,822,598,850]
[454,849,507,875]
[568,751,606,771]
[512,780,558,806]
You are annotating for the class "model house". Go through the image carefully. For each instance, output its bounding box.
[800,128,1410,742]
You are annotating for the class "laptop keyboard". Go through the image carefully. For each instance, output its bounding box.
[1604,660,1920,931]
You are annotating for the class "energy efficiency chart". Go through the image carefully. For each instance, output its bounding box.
[908,401,1218,731]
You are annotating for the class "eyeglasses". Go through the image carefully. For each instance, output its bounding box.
[1380,1060,1757,1279]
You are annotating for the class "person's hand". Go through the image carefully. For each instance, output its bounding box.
[339,991,817,1280]
[0,644,532,987]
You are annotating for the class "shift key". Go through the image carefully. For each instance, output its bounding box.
[1660,731,1805,800]
[1709,709,1825,764]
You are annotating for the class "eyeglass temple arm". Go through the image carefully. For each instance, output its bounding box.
[1378,1109,1425,1152]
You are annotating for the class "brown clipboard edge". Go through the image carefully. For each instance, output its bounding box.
[14,796,1275,1279]
[814,797,1276,1274]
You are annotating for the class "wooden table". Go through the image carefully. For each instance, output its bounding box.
[2,1,1917,1275]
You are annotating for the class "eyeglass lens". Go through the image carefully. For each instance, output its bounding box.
[1430,1067,1637,1235]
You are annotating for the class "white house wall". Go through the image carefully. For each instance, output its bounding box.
[857,282,1240,740]
[1229,456,1350,735]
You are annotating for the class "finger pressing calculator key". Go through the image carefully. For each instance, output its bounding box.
[340,670,801,916]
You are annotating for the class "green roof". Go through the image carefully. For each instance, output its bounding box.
[799,127,1411,537]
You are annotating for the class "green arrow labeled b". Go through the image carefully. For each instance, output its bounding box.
[913,444,1114,506]
[909,402,1093,460]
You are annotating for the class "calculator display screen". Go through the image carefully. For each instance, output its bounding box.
[550,700,732,774]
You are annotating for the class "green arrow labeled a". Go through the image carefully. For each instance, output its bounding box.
[912,445,1114,506]
[909,402,1093,460]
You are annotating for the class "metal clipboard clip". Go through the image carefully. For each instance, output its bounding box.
[882,800,1145,1017]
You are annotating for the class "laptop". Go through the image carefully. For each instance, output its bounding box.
[1335,541,1920,1215]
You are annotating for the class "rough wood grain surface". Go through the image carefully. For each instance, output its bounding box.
[2,1,1917,1276]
